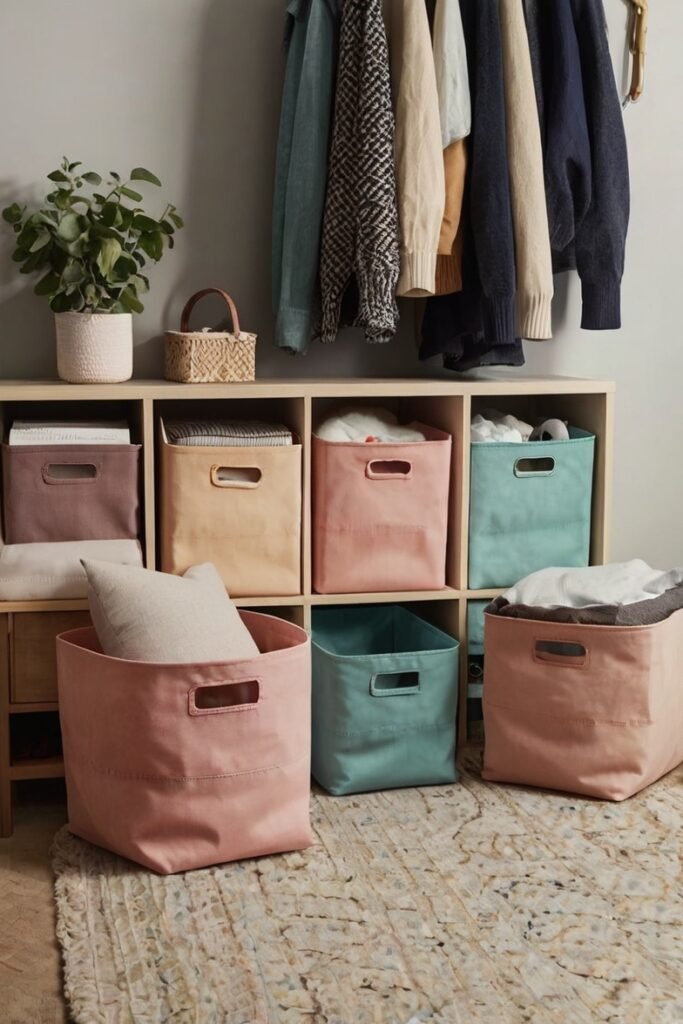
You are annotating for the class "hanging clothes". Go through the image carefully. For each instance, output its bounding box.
[524,0,629,329]
[420,0,524,370]
[499,0,553,340]
[432,0,471,297]
[383,0,444,298]
[318,0,400,344]
[272,0,341,354]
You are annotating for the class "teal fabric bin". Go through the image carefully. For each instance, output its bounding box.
[467,600,489,657]
[312,606,459,795]
[468,428,595,589]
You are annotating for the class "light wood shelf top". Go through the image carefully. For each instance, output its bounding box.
[0,375,615,401]
[9,756,64,781]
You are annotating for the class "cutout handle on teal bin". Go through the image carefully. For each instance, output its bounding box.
[370,670,420,696]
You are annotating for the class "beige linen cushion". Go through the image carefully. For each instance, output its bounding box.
[80,559,259,663]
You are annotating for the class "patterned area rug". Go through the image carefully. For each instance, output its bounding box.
[52,752,683,1024]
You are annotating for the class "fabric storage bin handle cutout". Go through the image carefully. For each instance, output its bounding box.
[210,465,262,489]
[534,639,588,667]
[514,456,556,477]
[189,678,261,715]
[42,462,99,483]
[365,459,412,480]
[370,670,420,696]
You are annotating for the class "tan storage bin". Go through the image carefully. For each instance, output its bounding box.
[2,443,141,544]
[160,421,302,597]
[11,610,91,704]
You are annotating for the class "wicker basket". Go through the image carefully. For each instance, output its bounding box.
[165,288,256,383]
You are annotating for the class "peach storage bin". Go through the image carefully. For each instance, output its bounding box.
[482,609,683,801]
[160,421,302,597]
[2,442,141,544]
[56,612,313,874]
[312,425,452,594]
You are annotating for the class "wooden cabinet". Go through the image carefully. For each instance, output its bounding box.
[0,376,614,836]
[10,611,91,704]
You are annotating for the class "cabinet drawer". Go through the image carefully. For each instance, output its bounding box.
[11,611,91,704]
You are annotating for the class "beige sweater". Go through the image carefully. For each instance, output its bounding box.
[384,0,445,297]
[499,0,554,339]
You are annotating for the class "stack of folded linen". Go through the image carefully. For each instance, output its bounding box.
[164,421,294,447]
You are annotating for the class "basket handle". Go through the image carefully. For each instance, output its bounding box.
[180,288,241,335]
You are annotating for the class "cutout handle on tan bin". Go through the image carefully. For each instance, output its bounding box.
[514,456,555,478]
[189,679,260,715]
[210,465,262,489]
[42,463,98,483]
[366,459,412,480]
[534,640,588,668]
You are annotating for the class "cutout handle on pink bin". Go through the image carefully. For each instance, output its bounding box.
[534,640,588,668]
[366,459,412,480]
[210,465,262,489]
[189,678,260,715]
[42,462,99,484]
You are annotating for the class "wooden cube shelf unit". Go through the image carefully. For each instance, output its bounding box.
[0,376,614,836]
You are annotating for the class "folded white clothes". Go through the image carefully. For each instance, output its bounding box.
[471,409,570,444]
[8,420,131,445]
[502,560,683,609]
[0,539,144,601]
[315,408,426,443]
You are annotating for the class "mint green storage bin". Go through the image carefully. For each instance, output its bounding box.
[312,606,459,796]
[468,428,595,589]
[467,600,489,656]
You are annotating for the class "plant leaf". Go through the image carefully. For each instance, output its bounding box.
[168,210,184,229]
[101,202,120,227]
[96,237,123,278]
[57,212,81,241]
[62,260,84,285]
[34,271,61,295]
[68,161,82,172]
[138,232,162,261]
[119,186,143,202]
[130,167,161,186]
[109,171,121,182]
[29,230,51,252]
[118,286,144,313]
[47,169,70,183]
[2,203,24,225]
[132,213,159,233]
[81,171,102,185]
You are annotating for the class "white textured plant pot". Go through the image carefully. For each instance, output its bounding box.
[55,312,133,384]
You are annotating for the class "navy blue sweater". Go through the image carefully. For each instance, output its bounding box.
[524,0,629,329]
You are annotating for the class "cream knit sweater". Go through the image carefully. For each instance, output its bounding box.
[499,0,554,339]
[384,0,445,297]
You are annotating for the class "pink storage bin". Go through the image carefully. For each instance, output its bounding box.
[56,612,313,874]
[2,442,141,543]
[482,609,683,801]
[313,425,452,594]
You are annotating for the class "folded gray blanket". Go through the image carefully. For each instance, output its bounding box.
[487,582,683,627]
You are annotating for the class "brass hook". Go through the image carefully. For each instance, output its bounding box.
[627,0,648,103]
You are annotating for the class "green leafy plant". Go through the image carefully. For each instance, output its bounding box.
[2,157,184,314]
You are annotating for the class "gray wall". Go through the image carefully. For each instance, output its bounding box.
[0,1,681,565]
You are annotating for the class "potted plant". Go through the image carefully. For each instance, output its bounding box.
[2,158,183,383]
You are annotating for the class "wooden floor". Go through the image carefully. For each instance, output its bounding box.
[0,781,68,1024]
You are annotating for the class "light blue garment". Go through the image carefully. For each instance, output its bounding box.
[433,0,471,147]
[468,428,595,589]
[272,0,340,354]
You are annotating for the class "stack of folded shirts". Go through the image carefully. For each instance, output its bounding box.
[165,421,293,447]
[8,420,131,445]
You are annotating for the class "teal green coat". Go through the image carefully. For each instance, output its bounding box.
[272,0,339,354]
